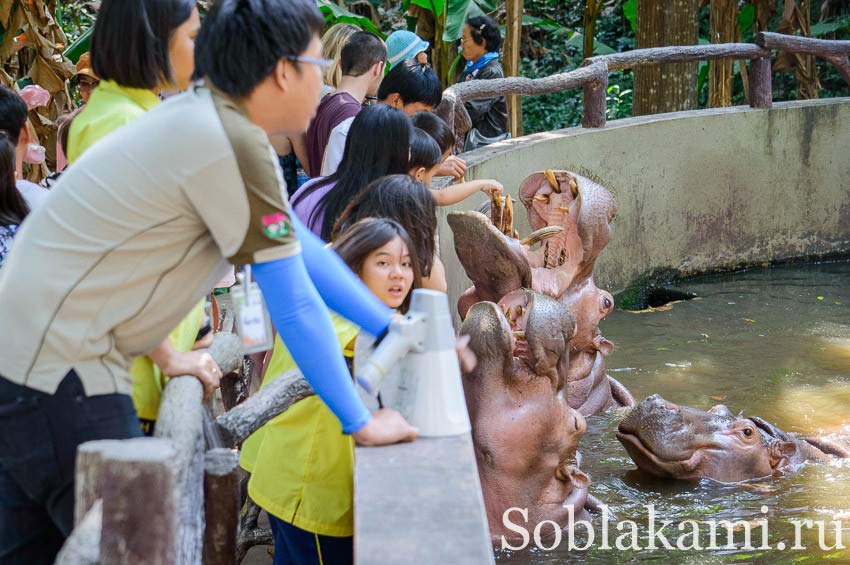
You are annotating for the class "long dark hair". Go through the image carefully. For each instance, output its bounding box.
[91,0,196,89]
[0,133,29,227]
[292,104,412,241]
[332,218,422,312]
[333,174,436,277]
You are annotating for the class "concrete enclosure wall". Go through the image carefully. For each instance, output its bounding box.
[438,98,850,306]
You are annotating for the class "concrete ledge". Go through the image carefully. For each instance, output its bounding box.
[354,434,494,564]
[437,98,850,305]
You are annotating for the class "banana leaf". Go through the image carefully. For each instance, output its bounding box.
[317,0,384,38]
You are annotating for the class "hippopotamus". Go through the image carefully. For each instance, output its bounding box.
[448,169,634,416]
[459,293,592,541]
[618,395,850,483]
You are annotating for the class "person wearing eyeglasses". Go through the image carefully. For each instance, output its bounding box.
[0,1,419,561]
[305,31,386,178]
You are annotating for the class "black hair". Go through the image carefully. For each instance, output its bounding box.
[333,175,436,277]
[466,15,502,52]
[409,128,441,171]
[90,0,196,89]
[332,217,422,312]
[340,31,387,77]
[377,59,442,109]
[411,111,455,154]
[292,104,412,241]
[0,86,28,145]
[195,0,325,97]
[0,133,30,227]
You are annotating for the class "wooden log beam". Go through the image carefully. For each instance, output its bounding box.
[98,439,179,564]
[55,500,102,565]
[435,63,608,149]
[585,43,770,72]
[756,31,850,57]
[203,448,240,565]
[74,439,123,526]
[216,369,314,447]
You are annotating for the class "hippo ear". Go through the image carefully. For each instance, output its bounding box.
[708,404,734,418]
[768,441,798,470]
[448,211,532,304]
[594,335,614,355]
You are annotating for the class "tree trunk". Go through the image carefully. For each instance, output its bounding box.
[633,0,700,116]
[583,0,604,59]
[775,0,820,99]
[504,0,524,138]
[709,0,739,107]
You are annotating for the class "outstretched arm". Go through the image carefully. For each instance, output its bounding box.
[253,256,370,433]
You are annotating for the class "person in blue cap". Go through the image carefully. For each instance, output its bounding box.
[386,30,429,70]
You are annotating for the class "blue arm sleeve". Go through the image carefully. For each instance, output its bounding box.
[290,213,393,337]
[253,256,371,434]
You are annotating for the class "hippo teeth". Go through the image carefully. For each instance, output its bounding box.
[533,195,550,203]
[513,330,526,340]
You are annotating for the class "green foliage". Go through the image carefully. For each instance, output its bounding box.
[317,0,385,37]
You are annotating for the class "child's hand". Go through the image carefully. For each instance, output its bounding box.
[437,155,467,181]
[480,180,504,195]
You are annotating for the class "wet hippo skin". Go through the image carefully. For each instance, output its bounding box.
[449,170,635,416]
[618,394,850,483]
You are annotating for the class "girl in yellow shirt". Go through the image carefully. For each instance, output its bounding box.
[241,218,421,564]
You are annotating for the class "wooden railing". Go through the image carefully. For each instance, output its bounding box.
[435,32,850,149]
[56,334,316,564]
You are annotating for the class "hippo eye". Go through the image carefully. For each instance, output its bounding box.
[603,297,612,309]
[743,428,753,437]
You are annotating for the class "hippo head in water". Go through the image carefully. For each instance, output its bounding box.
[618,395,812,483]
[459,292,591,541]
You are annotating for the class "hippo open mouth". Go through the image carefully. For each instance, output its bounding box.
[616,395,710,477]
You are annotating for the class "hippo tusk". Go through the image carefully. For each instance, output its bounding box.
[502,195,514,235]
[489,192,503,230]
[569,178,579,197]
[544,169,561,193]
[513,330,526,340]
[521,226,564,247]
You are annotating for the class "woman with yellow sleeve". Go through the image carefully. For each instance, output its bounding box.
[66,1,216,431]
[240,218,421,564]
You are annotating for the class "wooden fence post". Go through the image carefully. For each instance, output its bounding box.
[98,439,179,564]
[203,448,240,565]
[749,57,773,108]
[582,64,608,128]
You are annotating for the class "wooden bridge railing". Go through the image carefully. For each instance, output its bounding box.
[435,32,850,149]
[55,333,317,565]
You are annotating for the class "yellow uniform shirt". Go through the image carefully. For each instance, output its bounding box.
[241,313,359,537]
[67,80,161,164]
[65,80,203,419]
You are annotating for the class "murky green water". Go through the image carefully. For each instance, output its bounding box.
[498,262,850,563]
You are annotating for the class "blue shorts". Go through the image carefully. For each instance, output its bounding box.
[268,513,353,565]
